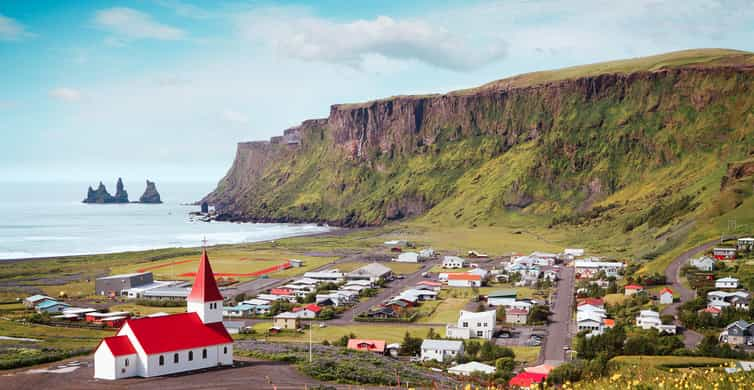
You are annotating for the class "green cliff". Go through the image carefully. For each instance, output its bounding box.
[205,48,754,258]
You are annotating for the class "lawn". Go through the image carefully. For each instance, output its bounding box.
[250,322,444,344]
[0,318,114,353]
[603,293,628,305]
[417,298,469,323]
[510,346,540,364]
[109,303,186,316]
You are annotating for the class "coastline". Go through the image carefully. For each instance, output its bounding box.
[0,222,340,263]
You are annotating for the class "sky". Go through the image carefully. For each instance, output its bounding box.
[1,0,753,183]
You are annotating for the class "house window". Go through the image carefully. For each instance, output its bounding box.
[462,322,468,327]
[223,346,228,354]
[174,353,179,363]
[188,351,193,361]
[202,349,207,359]
[159,355,165,366]
[124,358,129,367]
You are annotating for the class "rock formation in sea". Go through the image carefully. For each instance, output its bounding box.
[82,182,116,203]
[113,178,129,203]
[138,180,162,204]
[82,179,129,204]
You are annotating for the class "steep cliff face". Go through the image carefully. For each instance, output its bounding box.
[204,49,754,229]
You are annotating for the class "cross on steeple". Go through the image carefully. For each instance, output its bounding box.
[201,236,208,248]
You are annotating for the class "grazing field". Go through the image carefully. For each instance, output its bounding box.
[509,346,541,364]
[250,322,445,344]
[109,303,186,316]
[603,293,628,305]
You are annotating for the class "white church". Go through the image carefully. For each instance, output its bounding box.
[94,249,233,380]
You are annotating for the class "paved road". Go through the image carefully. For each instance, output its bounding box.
[328,259,439,325]
[541,266,574,365]
[661,240,719,349]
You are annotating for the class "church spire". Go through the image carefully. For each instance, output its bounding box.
[187,248,223,303]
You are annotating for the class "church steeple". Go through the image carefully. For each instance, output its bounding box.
[187,248,224,323]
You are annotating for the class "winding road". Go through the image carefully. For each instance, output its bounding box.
[661,240,719,349]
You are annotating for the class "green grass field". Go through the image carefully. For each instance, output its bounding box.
[417,298,468,323]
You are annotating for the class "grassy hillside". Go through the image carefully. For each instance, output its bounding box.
[209,49,754,268]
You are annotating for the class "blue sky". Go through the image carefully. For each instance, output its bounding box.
[1,0,753,183]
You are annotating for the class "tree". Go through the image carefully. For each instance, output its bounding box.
[479,340,495,362]
[426,327,438,339]
[400,331,422,356]
[319,307,335,320]
[465,340,481,359]
[495,357,515,373]
[527,305,551,324]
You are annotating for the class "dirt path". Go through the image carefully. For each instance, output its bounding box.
[661,240,719,349]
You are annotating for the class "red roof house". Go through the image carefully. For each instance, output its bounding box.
[293,304,322,314]
[271,288,294,296]
[509,372,547,388]
[94,249,234,380]
[577,297,605,308]
[624,284,644,295]
[417,280,443,287]
[447,273,482,287]
[347,339,386,353]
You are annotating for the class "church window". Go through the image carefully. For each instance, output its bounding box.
[188,351,193,361]
[159,355,164,366]
[125,358,129,367]
[174,353,179,363]
[223,346,228,354]
[202,349,207,359]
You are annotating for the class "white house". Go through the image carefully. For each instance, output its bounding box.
[448,361,496,376]
[303,270,345,282]
[690,256,716,272]
[443,256,468,269]
[447,273,482,287]
[716,277,739,289]
[563,248,585,258]
[659,288,674,305]
[419,248,436,259]
[446,310,496,340]
[635,310,676,334]
[420,339,464,362]
[347,262,393,282]
[577,312,605,332]
[94,249,233,380]
[394,252,420,263]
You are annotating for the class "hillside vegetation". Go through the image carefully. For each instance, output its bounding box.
[205,49,754,267]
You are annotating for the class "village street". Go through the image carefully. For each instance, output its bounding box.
[541,266,574,365]
[661,240,719,349]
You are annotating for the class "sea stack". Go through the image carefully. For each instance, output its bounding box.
[113,178,129,203]
[82,179,129,203]
[139,180,162,204]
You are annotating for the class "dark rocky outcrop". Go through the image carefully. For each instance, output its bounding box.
[138,180,162,204]
[83,182,118,204]
[113,178,129,203]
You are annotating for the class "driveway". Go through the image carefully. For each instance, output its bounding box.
[661,240,719,349]
[541,266,574,365]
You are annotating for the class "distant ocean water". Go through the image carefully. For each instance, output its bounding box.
[0,181,331,260]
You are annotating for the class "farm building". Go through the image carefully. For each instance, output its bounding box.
[420,339,464,362]
[713,247,737,260]
[95,272,154,296]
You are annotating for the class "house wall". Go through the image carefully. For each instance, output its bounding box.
[421,347,460,362]
[506,314,527,325]
[143,344,232,377]
[446,325,471,340]
[448,279,480,288]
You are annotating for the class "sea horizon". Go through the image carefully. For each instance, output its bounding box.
[0,180,331,260]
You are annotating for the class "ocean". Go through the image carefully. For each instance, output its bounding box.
[0,180,330,260]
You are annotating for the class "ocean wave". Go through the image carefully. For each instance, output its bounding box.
[22,236,81,241]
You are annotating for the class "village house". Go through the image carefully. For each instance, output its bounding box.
[716,277,739,289]
[386,343,401,357]
[400,288,439,301]
[509,372,547,389]
[635,310,676,334]
[394,251,420,263]
[273,312,301,330]
[446,310,497,339]
[529,252,559,266]
[699,306,722,317]
[577,297,605,308]
[448,361,496,376]
[713,247,737,260]
[574,260,624,279]
[222,303,254,317]
[447,273,482,288]
[292,304,321,319]
[624,284,645,296]
[577,311,605,333]
[23,294,55,308]
[563,248,585,259]
[467,267,490,281]
[241,298,272,315]
[659,287,674,305]
[303,269,345,283]
[719,320,754,346]
[420,339,464,362]
[443,256,468,269]
[347,339,386,354]
[707,290,751,310]
[505,308,528,325]
[690,256,717,271]
[93,249,233,380]
[738,238,754,251]
[419,248,436,260]
[347,262,393,282]
[36,300,70,314]
[487,289,517,306]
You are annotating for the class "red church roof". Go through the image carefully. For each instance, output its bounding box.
[122,312,232,355]
[187,249,223,302]
[100,335,136,356]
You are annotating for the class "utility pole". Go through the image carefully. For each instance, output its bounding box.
[309,321,313,363]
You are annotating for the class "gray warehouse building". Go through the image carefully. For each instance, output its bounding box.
[95,272,154,296]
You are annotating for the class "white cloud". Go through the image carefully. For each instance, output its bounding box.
[238,9,508,71]
[0,13,33,41]
[49,87,82,102]
[155,0,216,19]
[221,109,249,125]
[94,7,185,41]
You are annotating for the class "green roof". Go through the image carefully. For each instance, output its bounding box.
[487,289,517,298]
